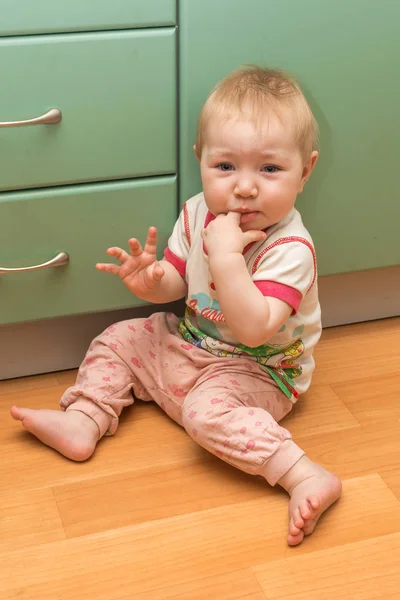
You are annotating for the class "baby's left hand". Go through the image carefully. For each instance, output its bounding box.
[202,212,266,258]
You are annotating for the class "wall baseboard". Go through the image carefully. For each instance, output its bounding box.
[1,267,399,380]
[318,265,399,327]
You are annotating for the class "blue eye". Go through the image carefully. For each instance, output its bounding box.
[217,163,234,171]
[262,165,279,173]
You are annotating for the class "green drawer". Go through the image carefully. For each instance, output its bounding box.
[0,176,177,325]
[0,29,176,192]
[0,0,176,35]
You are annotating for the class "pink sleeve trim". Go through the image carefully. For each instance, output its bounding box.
[252,237,317,292]
[255,280,302,313]
[163,248,186,279]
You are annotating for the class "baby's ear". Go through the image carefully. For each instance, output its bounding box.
[193,144,201,162]
[299,151,318,193]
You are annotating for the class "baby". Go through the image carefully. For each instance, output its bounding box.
[11,66,342,546]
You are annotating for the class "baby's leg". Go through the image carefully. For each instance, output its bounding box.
[10,320,141,460]
[277,451,342,546]
[11,313,177,461]
[181,361,341,546]
[10,406,100,462]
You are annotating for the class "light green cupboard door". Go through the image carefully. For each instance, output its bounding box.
[0,177,176,325]
[179,0,400,275]
[0,0,176,35]
[0,29,176,191]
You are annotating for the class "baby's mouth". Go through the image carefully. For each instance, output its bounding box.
[239,211,259,224]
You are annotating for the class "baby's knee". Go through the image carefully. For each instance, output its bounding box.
[182,395,202,429]
[181,394,226,436]
[85,320,138,357]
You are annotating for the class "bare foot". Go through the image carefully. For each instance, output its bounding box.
[278,455,342,546]
[10,406,99,461]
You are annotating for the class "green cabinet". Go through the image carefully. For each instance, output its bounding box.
[0,29,176,191]
[1,0,399,330]
[0,6,177,327]
[179,0,400,275]
[0,0,176,35]
[0,177,177,325]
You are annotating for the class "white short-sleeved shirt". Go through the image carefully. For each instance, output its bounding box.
[164,192,322,401]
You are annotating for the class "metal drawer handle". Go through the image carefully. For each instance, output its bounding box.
[0,108,62,128]
[0,251,69,274]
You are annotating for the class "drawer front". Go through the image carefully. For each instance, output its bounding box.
[0,176,177,325]
[0,0,176,35]
[0,29,176,192]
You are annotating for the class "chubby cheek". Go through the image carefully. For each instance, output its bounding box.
[270,193,296,218]
[202,176,230,213]
[268,180,297,206]
[258,191,296,226]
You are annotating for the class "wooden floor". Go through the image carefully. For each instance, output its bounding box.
[1,317,400,599]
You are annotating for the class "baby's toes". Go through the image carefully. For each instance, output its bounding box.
[308,495,320,511]
[289,515,301,536]
[287,528,305,546]
[292,507,305,530]
[299,499,312,520]
[303,516,318,536]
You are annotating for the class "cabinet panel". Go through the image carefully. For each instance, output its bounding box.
[0,176,177,325]
[0,0,176,35]
[0,29,176,191]
[179,0,400,275]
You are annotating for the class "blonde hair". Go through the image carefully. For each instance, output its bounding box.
[196,65,319,163]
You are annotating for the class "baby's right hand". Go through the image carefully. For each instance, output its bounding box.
[96,226,165,296]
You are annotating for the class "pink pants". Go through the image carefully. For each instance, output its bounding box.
[61,312,304,485]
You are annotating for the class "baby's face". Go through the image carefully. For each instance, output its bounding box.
[197,113,317,231]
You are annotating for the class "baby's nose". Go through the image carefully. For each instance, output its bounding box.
[234,178,258,198]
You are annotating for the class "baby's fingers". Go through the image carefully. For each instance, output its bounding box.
[95,262,121,275]
[227,211,242,225]
[242,229,267,245]
[96,246,129,275]
[105,246,131,264]
[128,238,144,257]
[143,227,158,256]
[143,261,165,288]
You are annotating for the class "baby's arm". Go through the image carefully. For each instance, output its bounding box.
[209,254,291,347]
